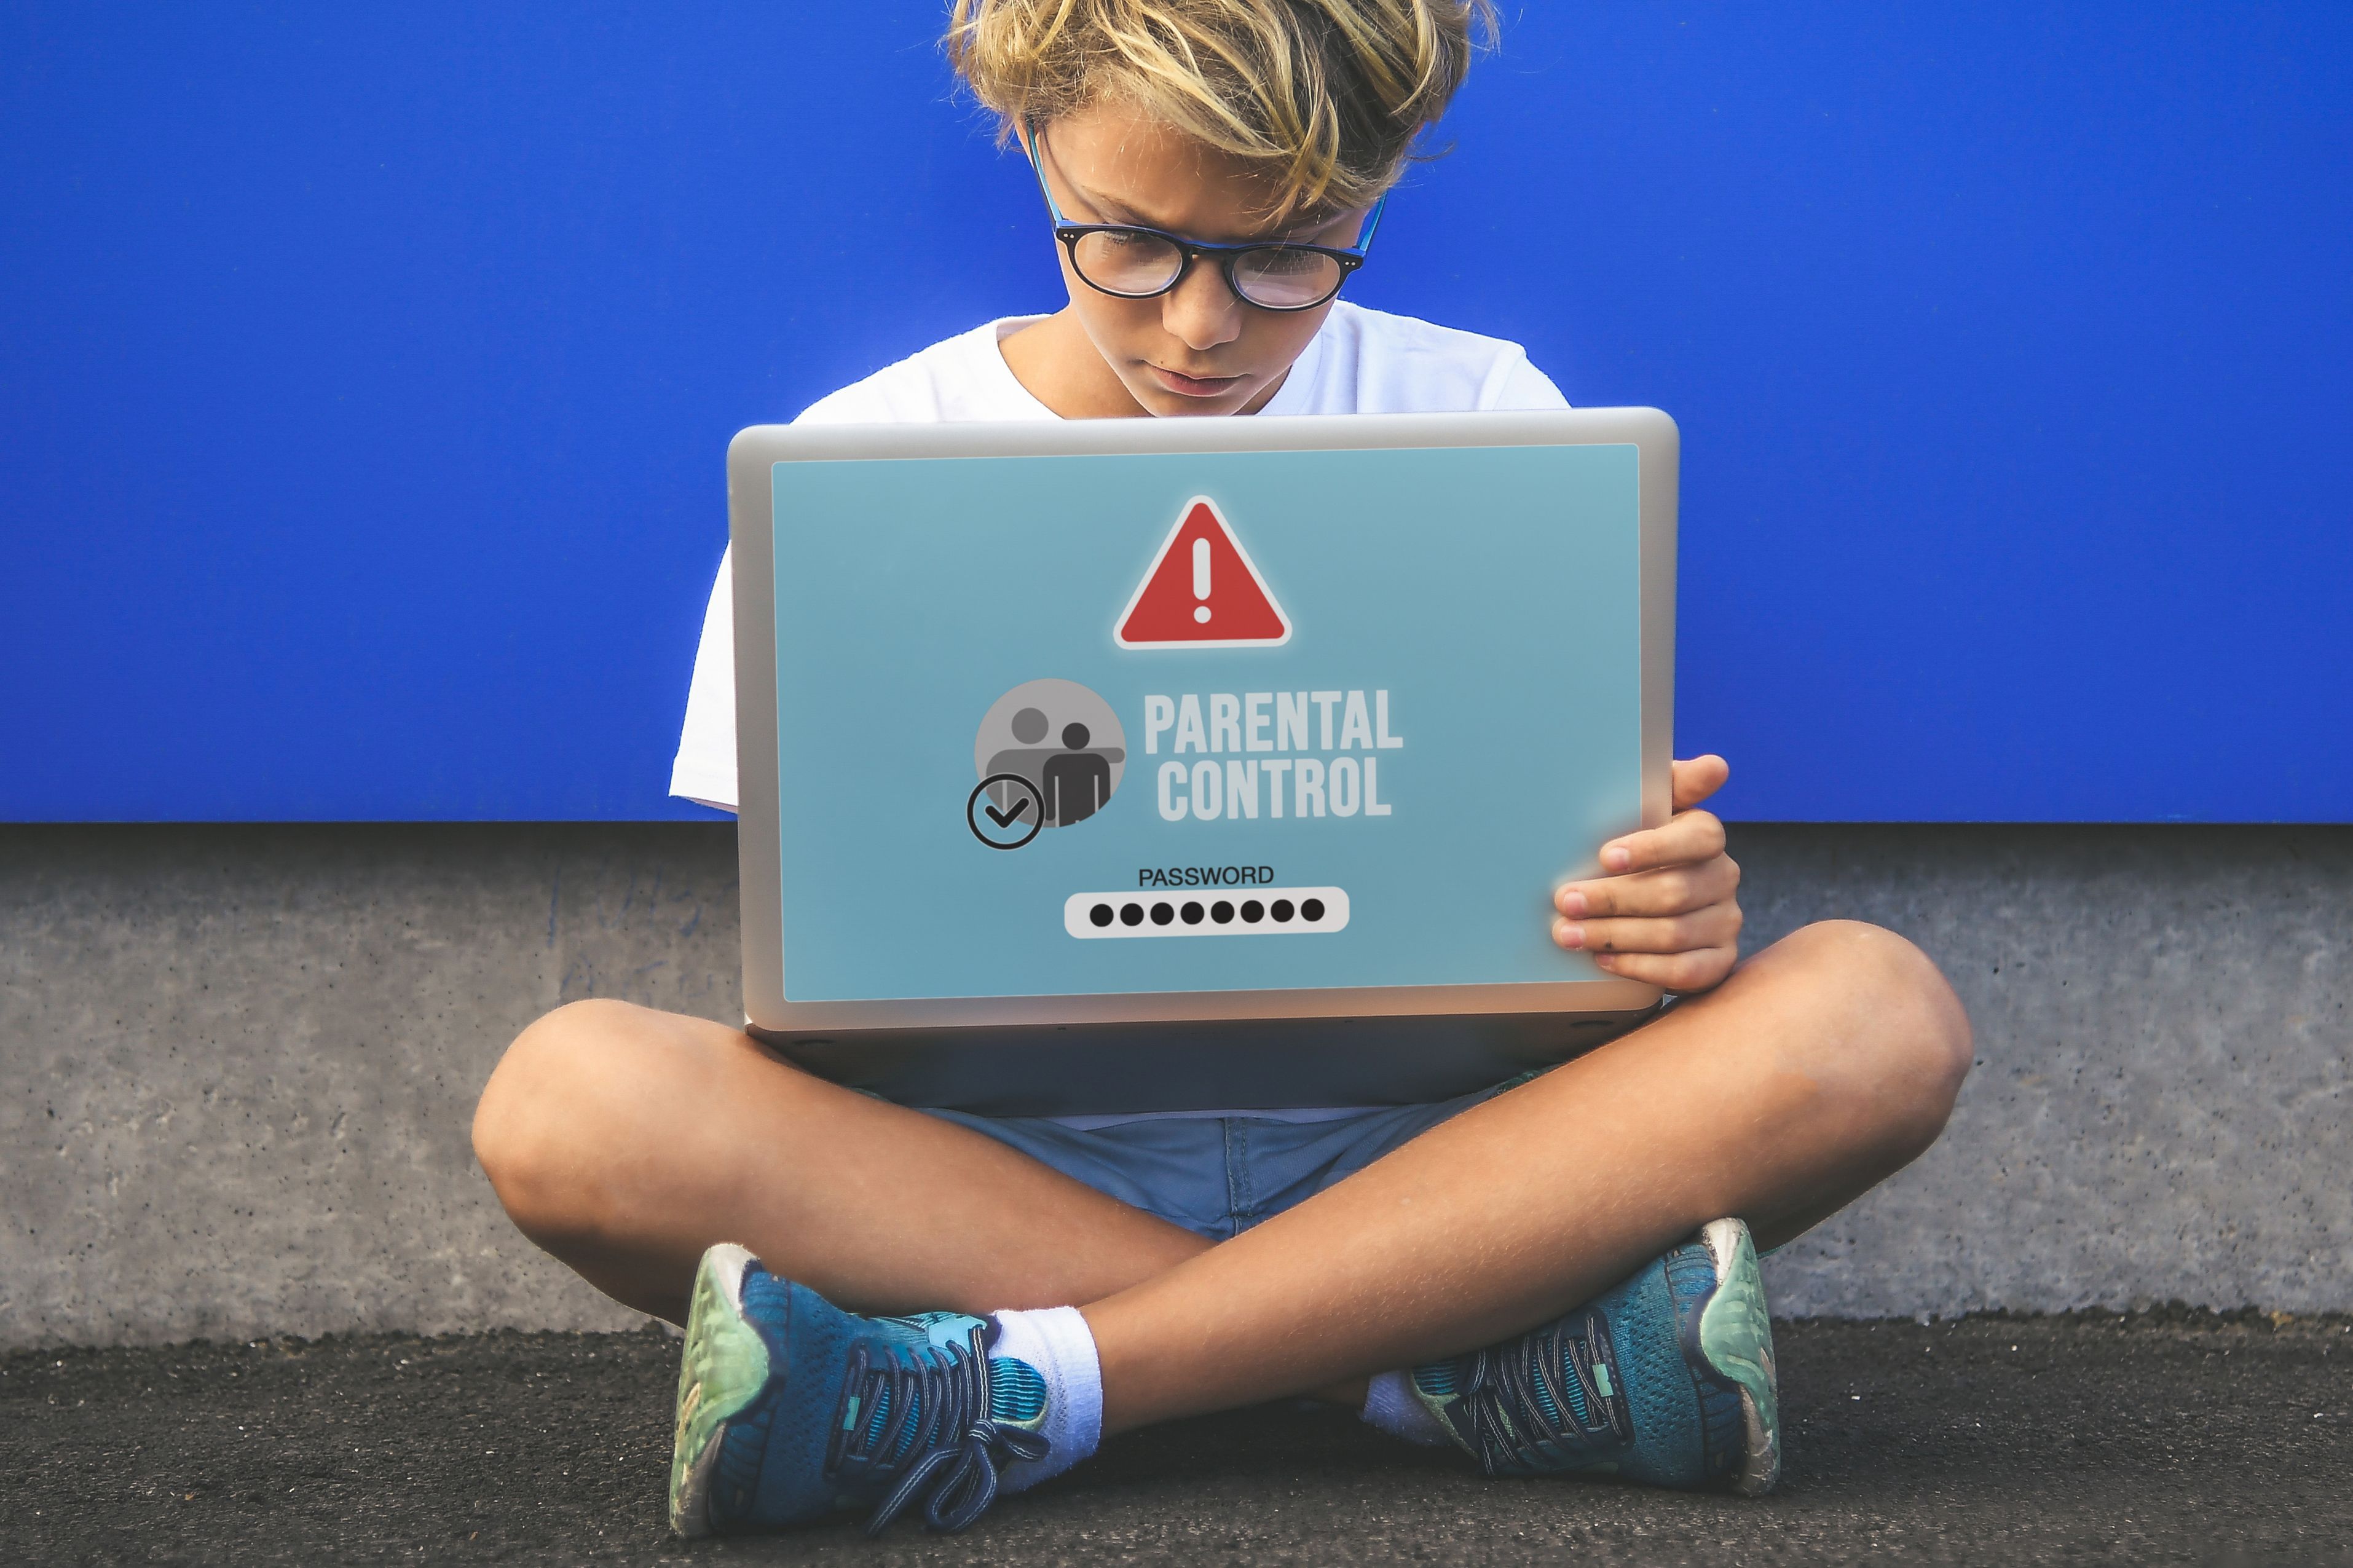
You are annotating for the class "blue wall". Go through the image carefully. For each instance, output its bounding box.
[4,2,2347,822]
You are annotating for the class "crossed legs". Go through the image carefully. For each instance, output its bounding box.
[473,920,1970,1433]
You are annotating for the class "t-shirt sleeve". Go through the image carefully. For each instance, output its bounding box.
[668,546,739,813]
[1480,349,1572,412]
[668,396,862,816]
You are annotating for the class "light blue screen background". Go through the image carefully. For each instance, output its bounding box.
[770,445,1641,1002]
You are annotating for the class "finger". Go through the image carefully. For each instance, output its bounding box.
[1596,809,1725,875]
[1556,856,1739,920]
[1591,946,1738,993]
[1671,755,1730,813]
[1553,904,1743,956]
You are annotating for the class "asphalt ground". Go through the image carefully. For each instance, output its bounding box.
[8,1312,2351,1566]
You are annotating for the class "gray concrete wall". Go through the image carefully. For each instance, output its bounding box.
[2,822,2346,1348]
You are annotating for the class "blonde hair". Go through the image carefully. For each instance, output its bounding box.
[945,0,1495,218]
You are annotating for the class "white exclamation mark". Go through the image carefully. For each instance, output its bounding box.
[1192,536,1212,624]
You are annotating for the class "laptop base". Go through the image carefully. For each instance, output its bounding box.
[755,1007,1662,1117]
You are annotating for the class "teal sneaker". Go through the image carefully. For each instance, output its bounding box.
[1411,1217,1781,1495]
[668,1243,1050,1537]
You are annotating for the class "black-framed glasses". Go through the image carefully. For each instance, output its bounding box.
[1024,124,1385,312]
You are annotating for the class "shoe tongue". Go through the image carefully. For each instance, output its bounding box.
[987,1354,1048,1427]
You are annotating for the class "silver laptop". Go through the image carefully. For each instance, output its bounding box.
[729,409,1677,1114]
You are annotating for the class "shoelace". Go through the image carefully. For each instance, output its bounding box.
[824,1321,1051,1535]
[1449,1309,1633,1475]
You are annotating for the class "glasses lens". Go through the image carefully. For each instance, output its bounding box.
[1070,229,1185,296]
[1233,246,1344,309]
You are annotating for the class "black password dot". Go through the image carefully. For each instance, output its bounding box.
[1210,900,1236,924]
[1299,897,1326,923]
[1089,903,1114,928]
[1150,902,1175,926]
[1271,899,1296,923]
[1240,900,1264,923]
[1119,902,1145,927]
[1180,901,1205,925]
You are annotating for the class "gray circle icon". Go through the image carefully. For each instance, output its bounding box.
[974,679,1126,831]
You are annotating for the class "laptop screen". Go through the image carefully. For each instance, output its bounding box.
[767,440,1643,1004]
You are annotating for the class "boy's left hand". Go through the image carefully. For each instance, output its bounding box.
[1551,754,1742,994]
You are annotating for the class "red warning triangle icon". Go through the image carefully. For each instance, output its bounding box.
[1114,496,1292,648]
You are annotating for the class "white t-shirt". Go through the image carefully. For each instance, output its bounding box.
[668,301,1569,811]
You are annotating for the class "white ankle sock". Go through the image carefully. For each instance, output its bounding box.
[987,1306,1103,1492]
[1361,1369,1451,1447]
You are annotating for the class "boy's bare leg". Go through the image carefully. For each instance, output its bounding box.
[473,1001,1213,1326]
[1084,918,1973,1434]
[482,913,1966,1438]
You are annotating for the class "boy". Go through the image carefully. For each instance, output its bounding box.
[473,0,1971,1538]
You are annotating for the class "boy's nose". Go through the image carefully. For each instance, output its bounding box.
[1161,262,1244,353]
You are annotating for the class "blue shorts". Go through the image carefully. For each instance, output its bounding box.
[922,1074,1524,1242]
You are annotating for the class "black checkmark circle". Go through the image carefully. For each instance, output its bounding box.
[967,774,1045,850]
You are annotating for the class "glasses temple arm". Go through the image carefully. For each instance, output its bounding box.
[1021,122,1075,227]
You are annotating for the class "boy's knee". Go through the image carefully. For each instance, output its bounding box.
[1771,920,1974,1143]
[473,998,668,1240]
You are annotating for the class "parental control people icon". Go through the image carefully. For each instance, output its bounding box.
[971,679,1126,845]
[1042,722,1111,825]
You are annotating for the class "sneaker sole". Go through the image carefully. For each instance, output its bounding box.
[1695,1218,1781,1496]
[668,1243,774,1538]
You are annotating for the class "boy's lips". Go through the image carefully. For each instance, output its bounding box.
[1146,363,1247,398]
